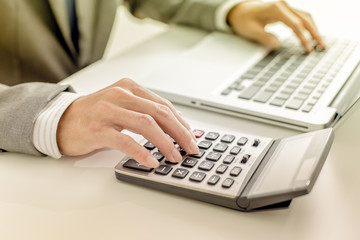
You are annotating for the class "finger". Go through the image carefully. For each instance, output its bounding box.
[269,2,313,52]
[105,129,160,168]
[107,105,184,163]
[290,8,326,49]
[116,93,199,155]
[116,78,192,131]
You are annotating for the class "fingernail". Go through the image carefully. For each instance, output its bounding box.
[189,139,199,154]
[171,148,182,162]
[145,156,159,168]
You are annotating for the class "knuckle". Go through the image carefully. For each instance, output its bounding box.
[160,98,173,108]
[105,86,131,100]
[138,114,156,127]
[115,134,132,150]
[119,77,135,86]
[156,104,173,120]
[270,2,283,11]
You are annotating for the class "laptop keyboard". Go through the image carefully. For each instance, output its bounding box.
[221,38,357,113]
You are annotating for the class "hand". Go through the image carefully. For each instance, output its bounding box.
[227,0,326,52]
[57,78,199,168]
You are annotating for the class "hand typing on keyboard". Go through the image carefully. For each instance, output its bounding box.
[227,0,326,52]
[56,78,199,168]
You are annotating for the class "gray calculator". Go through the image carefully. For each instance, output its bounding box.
[115,128,334,211]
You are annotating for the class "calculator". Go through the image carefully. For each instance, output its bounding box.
[115,128,334,211]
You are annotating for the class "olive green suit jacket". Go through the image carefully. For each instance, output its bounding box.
[0,0,226,155]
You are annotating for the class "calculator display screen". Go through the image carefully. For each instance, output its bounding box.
[246,130,327,198]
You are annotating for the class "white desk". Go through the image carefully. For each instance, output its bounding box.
[1,1,360,240]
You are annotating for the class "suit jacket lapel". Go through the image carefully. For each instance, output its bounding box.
[48,0,77,57]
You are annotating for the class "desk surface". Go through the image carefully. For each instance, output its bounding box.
[1,1,360,240]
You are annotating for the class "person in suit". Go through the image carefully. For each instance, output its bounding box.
[0,0,325,168]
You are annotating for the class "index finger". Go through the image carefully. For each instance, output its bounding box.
[290,8,326,50]
[116,78,193,133]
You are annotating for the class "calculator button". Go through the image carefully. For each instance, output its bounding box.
[181,157,198,168]
[216,164,228,174]
[205,132,220,141]
[237,137,248,146]
[213,143,228,152]
[230,146,241,155]
[165,159,179,165]
[230,167,242,176]
[220,134,235,143]
[241,154,251,164]
[223,155,235,164]
[198,141,212,150]
[144,141,155,150]
[123,159,153,172]
[208,175,220,185]
[253,139,260,147]
[193,129,205,138]
[155,165,173,175]
[189,172,206,182]
[176,146,187,156]
[153,152,164,161]
[172,168,189,178]
[222,178,235,188]
[206,152,222,162]
[198,161,215,171]
[189,150,205,158]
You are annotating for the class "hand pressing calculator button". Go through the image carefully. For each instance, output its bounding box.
[115,128,334,211]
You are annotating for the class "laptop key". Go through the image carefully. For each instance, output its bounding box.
[253,91,273,103]
[238,85,261,100]
[286,99,304,110]
[270,97,286,107]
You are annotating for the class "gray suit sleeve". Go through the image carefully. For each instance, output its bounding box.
[124,0,224,31]
[0,82,71,155]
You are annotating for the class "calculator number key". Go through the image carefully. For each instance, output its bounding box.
[230,146,241,155]
[216,164,228,174]
[181,157,198,168]
[155,165,173,175]
[198,161,215,171]
[223,155,235,164]
[230,167,242,176]
[222,178,235,188]
[213,143,228,152]
[189,150,205,158]
[198,141,212,150]
[205,132,220,140]
[221,134,235,143]
[206,152,222,162]
[123,159,153,172]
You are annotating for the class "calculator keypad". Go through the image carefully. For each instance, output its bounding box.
[119,129,273,198]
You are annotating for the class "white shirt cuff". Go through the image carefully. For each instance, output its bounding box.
[33,92,82,159]
[215,0,244,32]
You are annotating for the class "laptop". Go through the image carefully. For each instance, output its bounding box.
[136,27,360,131]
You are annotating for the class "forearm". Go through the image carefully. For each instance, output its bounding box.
[124,0,238,32]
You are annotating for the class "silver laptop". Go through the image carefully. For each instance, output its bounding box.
[137,28,360,131]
